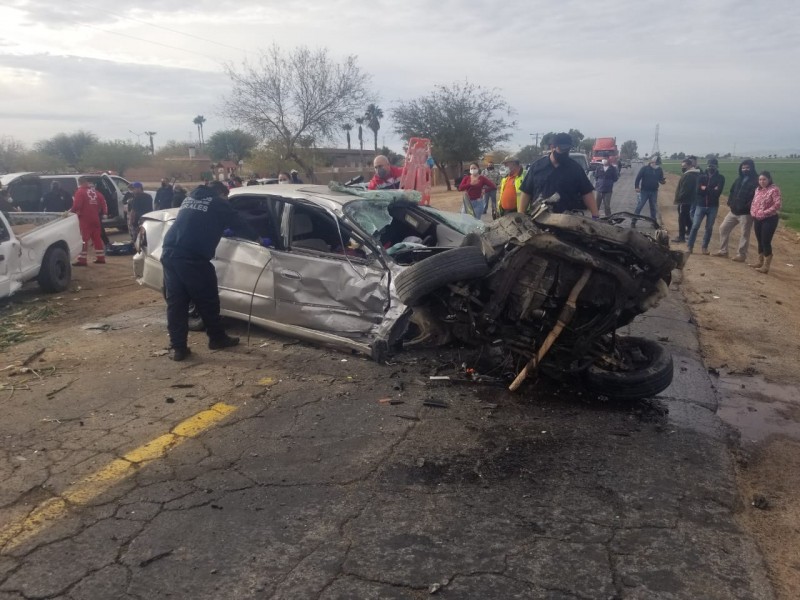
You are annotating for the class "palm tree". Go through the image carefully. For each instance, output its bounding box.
[364,104,383,152]
[193,115,206,147]
[355,117,365,152]
[342,123,353,150]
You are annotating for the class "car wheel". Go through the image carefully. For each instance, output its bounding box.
[394,246,489,307]
[37,246,71,293]
[582,336,673,399]
[188,303,205,331]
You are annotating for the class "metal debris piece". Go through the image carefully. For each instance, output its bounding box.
[423,399,449,409]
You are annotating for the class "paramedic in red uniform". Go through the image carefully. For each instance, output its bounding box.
[70,177,108,266]
[368,155,404,190]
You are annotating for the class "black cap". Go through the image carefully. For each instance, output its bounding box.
[707,158,719,167]
[552,132,573,150]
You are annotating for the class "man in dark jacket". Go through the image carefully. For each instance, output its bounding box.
[687,158,725,254]
[41,181,73,212]
[160,181,259,361]
[633,157,666,220]
[714,158,758,262]
[672,159,700,243]
[593,158,619,217]
[154,179,174,210]
[171,184,187,208]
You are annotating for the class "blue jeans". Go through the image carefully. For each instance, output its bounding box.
[635,190,658,220]
[687,205,719,250]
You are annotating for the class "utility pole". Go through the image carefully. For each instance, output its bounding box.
[129,130,143,146]
[144,131,157,156]
[530,132,543,148]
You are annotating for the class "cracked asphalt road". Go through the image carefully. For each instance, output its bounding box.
[0,172,775,599]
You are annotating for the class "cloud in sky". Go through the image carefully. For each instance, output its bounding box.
[1,0,799,156]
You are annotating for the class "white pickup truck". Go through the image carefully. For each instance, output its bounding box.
[0,211,83,299]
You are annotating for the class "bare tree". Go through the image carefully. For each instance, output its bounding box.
[222,45,371,179]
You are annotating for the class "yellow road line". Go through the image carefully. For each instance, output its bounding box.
[0,402,236,552]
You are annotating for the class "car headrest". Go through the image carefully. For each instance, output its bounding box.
[292,212,313,237]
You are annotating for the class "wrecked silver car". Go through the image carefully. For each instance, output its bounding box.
[133,184,483,361]
[134,185,685,398]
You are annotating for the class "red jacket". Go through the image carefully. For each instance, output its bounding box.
[458,175,496,200]
[71,186,108,225]
[367,165,404,190]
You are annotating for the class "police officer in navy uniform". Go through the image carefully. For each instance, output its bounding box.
[518,132,599,218]
[161,180,258,361]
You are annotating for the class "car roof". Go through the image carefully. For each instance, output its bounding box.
[228,183,410,214]
[0,172,37,186]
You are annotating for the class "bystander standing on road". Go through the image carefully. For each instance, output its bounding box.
[633,157,666,221]
[290,170,303,184]
[160,181,261,361]
[0,189,20,217]
[171,184,187,208]
[714,158,757,262]
[41,181,72,212]
[672,158,700,243]
[594,158,619,217]
[127,182,153,242]
[519,132,599,218]
[70,176,108,266]
[687,158,725,255]
[154,178,174,210]
[749,171,782,274]
[497,155,525,216]
[458,162,496,220]
[480,156,502,218]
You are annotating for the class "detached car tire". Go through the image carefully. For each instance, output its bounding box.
[583,336,673,399]
[394,246,489,307]
[38,246,71,293]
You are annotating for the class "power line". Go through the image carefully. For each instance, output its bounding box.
[74,2,251,54]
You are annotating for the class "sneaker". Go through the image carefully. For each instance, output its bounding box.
[208,335,240,350]
[731,255,746,263]
[701,248,710,255]
[671,238,686,244]
[712,251,728,257]
[168,347,192,362]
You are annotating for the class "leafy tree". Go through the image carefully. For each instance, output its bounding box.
[342,123,353,150]
[193,115,206,146]
[364,103,383,151]
[34,130,98,169]
[81,140,150,177]
[378,145,402,166]
[156,140,196,158]
[0,136,26,173]
[620,140,638,160]
[567,129,584,149]
[579,137,595,156]
[222,44,372,180]
[539,130,584,151]
[516,145,542,165]
[392,81,514,189]
[206,129,258,162]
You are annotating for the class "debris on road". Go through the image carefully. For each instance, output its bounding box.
[423,399,449,409]
[751,494,770,510]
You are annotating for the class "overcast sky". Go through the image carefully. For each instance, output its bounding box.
[1,0,799,158]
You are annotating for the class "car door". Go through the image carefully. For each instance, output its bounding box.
[213,237,276,321]
[269,200,389,335]
[0,216,22,297]
[101,174,125,219]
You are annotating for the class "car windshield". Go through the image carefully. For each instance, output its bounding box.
[343,198,484,236]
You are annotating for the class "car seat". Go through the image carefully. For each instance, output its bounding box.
[291,212,330,252]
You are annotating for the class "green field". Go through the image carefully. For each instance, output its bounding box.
[660,159,800,230]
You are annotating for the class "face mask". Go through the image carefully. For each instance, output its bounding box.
[741,169,750,175]
[470,168,479,175]
[375,167,388,178]
[278,179,289,184]
[707,167,717,173]
[553,150,568,164]
[601,160,608,166]
[499,166,509,177]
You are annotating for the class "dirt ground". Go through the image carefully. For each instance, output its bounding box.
[2,182,799,597]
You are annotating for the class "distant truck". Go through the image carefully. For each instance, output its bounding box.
[590,138,619,170]
[0,211,82,298]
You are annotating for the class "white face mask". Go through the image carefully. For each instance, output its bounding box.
[470,168,479,175]
[601,159,608,166]
[278,179,289,184]
[499,166,509,177]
